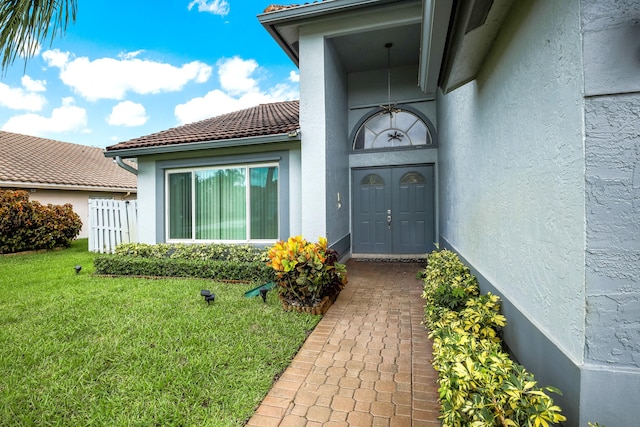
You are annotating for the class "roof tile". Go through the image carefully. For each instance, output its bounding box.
[0,131,137,190]
[106,100,300,152]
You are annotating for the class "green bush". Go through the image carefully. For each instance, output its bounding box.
[422,249,566,427]
[0,190,82,254]
[422,249,479,314]
[94,256,273,283]
[114,242,266,262]
[95,242,273,283]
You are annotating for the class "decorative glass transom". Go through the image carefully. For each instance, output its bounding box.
[400,172,426,185]
[353,109,432,150]
[361,174,385,186]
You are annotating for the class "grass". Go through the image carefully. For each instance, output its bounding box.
[0,239,321,426]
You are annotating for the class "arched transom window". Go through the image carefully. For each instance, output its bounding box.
[353,108,433,150]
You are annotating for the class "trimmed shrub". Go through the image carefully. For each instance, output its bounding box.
[0,190,82,254]
[94,242,273,283]
[114,242,266,263]
[94,256,273,283]
[421,249,566,427]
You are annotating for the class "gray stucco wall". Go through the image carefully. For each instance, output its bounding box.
[438,0,640,424]
[437,0,585,361]
[580,0,640,424]
[584,94,640,369]
[324,40,351,250]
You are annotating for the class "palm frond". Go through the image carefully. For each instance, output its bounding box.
[0,0,77,72]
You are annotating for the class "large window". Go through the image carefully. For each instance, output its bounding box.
[166,164,278,242]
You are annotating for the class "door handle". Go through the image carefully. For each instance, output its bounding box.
[387,209,392,228]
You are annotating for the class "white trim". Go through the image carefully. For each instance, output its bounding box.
[164,162,280,244]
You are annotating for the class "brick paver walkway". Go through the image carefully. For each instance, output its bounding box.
[246,260,441,426]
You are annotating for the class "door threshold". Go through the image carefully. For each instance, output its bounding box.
[351,253,427,262]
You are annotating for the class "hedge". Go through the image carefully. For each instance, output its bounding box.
[94,242,273,283]
[421,249,566,427]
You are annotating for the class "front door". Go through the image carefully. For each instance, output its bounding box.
[352,165,435,254]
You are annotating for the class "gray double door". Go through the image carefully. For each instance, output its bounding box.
[352,165,435,254]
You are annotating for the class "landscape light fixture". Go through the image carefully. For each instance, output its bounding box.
[259,288,269,303]
[74,265,82,274]
[200,289,216,304]
[243,281,275,303]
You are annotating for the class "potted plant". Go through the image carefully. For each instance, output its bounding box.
[267,236,347,314]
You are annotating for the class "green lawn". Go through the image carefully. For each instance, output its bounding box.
[0,240,320,426]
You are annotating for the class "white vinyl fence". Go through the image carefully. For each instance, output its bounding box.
[88,199,138,253]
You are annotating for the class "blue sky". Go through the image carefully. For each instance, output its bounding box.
[0,0,299,148]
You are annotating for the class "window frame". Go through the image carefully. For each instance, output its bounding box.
[349,104,437,153]
[164,161,280,244]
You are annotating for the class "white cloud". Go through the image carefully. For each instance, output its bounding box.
[119,50,144,60]
[218,56,259,95]
[0,78,47,111]
[174,57,299,124]
[42,49,69,67]
[188,0,230,16]
[2,98,88,136]
[107,101,149,127]
[42,49,213,101]
[21,75,46,92]
[289,71,300,83]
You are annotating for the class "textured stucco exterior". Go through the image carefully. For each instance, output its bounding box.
[438,0,585,360]
[438,0,640,424]
[579,0,640,423]
[323,40,350,248]
[584,94,640,368]
[298,27,327,240]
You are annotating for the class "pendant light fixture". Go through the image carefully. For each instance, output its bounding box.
[381,42,404,143]
[381,42,401,117]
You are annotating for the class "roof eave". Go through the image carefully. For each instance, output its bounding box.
[418,0,454,95]
[104,132,302,159]
[0,181,137,193]
[258,0,399,23]
[258,0,405,67]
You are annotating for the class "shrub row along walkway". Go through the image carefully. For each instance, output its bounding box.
[246,260,441,426]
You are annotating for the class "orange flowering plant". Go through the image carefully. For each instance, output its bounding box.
[267,236,347,306]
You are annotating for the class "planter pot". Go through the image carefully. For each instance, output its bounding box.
[278,291,339,315]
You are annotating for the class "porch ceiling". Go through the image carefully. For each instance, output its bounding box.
[329,24,421,73]
[258,0,448,97]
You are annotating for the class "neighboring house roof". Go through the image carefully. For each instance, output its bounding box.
[105,101,300,157]
[0,131,137,192]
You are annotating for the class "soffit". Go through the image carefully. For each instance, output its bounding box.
[440,0,515,93]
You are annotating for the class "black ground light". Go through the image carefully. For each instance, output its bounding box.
[243,281,275,303]
[200,289,215,304]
